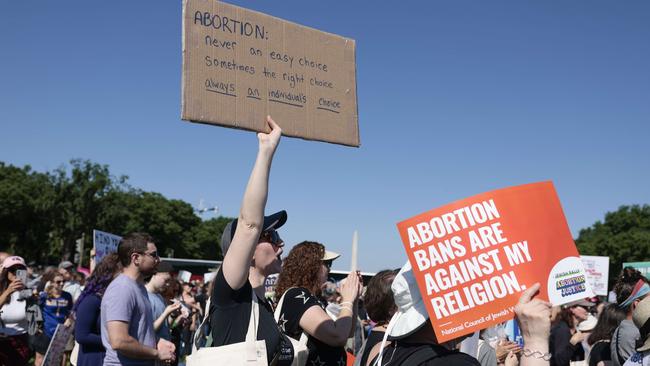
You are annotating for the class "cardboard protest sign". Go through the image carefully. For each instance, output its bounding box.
[178,270,192,283]
[204,271,217,283]
[182,0,359,147]
[581,256,609,296]
[396,181,592,343]
[43,323,74,366]
[93,229,122,263]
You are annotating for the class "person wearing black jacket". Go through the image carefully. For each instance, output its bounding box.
[549,300,593,366]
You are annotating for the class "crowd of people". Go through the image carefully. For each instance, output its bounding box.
[0,249,210,366]
[1,117,649,366]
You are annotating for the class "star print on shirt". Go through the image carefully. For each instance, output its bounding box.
[294,291,310,305]
[278,313,288,332]
[310,356,326,366]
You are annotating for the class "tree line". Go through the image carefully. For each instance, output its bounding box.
[0,159,231,267]
[1,159,649,284]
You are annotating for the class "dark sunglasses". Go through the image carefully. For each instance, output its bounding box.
[7,266,26,273]
[54,280,64,284]
[261,230,283,246]
[323,260,333,270]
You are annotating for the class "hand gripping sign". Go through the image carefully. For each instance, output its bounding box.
[396,181,593,343]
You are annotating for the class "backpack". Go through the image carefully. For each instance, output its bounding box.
[373,343,443,366]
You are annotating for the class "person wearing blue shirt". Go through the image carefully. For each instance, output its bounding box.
[35,272,73,365]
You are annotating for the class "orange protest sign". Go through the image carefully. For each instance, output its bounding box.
[396,181,593,343]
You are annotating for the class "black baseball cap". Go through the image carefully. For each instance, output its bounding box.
[220,210,287,256]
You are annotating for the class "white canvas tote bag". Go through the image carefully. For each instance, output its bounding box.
[187,288,268,365]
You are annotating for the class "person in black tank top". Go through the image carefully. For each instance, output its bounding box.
[207,117,294,365]
[358,269,399,366]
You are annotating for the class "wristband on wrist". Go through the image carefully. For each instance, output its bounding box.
[339,305,353,312]
[340,301,353,307]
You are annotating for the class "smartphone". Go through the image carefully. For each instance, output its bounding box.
[16,269,27,284]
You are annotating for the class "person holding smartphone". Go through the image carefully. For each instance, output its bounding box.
[0,256,31,366]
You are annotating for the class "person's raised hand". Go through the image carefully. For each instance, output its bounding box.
[257,116,282,155]
[514,283,552,346]
[496,340,522,363]
[164,302,182,316]
[340,271,360,304]
[9,279,25,293]
[504,351,519,366]
[356,271,364,295]
[570,330,588,346]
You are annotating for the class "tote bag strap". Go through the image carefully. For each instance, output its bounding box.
[192,297,213,353]
[274,288,308,345]
[246,287,260,342]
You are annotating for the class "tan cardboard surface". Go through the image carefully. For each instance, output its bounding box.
[182,0,359,147]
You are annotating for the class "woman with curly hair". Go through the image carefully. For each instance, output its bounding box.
[73,253,122,366]
[275,241,362,366]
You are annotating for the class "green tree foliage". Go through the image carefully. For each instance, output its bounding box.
[0,163,55,260]
[576,205,650,285]
[0,160,231,265]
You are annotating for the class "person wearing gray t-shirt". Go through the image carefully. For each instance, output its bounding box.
[101,233,176,366]
[610,270,650,366]
[144,261,179,342]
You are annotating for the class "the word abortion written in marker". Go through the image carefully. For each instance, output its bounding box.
[397,182,590,342]
[182,0,360,146]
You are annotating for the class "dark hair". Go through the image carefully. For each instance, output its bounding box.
[40,268,60,289]
[613,267,649,308]
[162,279,183,302]
[73,253,122,312]
[588,303,626,345]
[0,260,27,294]
[364,269,398,325]
[46,272,65,298]
[276,241,326,300]
[0,268,10,295]
[117,232,154,267]
[558,307,576,329]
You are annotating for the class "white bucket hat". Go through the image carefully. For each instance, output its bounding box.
[375,261,430,366]
[577,314,598,332]
[387,261,429,338]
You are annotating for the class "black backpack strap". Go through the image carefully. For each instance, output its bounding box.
[402,345,441,365]
[615,327,626,365]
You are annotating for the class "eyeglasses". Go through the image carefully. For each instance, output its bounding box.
[54,280,64,284]
[260,230,283,247]
[140,251,160,259]
[323,260,333,270]
[8,266,26,273]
